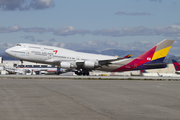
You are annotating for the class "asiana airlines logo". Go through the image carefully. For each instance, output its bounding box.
[53,50,58,54]
[147,57,151,61]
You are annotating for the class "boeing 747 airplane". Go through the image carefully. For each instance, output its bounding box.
[5,39,174,75]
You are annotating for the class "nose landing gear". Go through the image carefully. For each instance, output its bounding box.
[20,60,23,68]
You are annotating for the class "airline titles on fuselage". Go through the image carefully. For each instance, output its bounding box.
[30,50,76,60]
[31,51,53,56]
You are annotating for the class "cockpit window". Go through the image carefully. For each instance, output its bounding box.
[16,44,21,46]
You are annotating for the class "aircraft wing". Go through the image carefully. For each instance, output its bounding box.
[45,55,131,68]
[98,54,133,65]
[123,54,133,58]
[98,57,128,65]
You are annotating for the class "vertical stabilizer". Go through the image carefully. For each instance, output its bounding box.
[111,39,174,72]
[137,39,174,63]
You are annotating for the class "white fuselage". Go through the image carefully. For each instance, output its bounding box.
[5,43,125,72]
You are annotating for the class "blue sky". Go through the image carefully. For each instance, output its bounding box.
[1,0,180,55]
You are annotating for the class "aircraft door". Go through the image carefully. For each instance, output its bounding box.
[41,45,44,51]
[26,50,30,56]
[76,56,80,60]
[48,53,53,59]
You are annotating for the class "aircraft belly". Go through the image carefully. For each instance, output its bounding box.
[95,64,123,72]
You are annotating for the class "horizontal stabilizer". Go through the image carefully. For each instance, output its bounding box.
[143,63,167,69]
[143,63,167,66]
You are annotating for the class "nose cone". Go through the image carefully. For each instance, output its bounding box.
[5,47,25,60]
[5,48,15,57]
[5,48,11,55]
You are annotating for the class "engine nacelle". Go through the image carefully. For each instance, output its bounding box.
[60,62,76,69]
[84,61,98,68]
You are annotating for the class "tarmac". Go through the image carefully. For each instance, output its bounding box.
[1,74,180,80]
[0,76,180,120]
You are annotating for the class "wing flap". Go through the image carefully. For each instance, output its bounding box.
[99,57,127,65]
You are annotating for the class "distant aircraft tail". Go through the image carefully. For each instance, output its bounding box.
[172,59,180,71]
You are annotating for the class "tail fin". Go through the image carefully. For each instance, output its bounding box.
[136,39,174,65]
[111,39,174,72]
[172,59,180,71]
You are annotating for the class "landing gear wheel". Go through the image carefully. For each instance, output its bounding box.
[75,71,82,76]
[83,71,90,76]
[86,72,89,76]
[75,71,89,76]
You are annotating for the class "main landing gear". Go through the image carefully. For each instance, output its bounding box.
[20,60,23,68]
[75,71,89,76]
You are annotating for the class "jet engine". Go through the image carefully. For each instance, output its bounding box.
[60,62,76,69]
[84,61,98,68]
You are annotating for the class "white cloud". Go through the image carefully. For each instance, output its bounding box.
[35,39,155,52]
[0,25,20,33]
[92,26,153,37]
[30,0,54,10]
[154,25,180,36]
[1,24,180,39]
[53,26,90,36]
[22,27,54,33]
[9,25,20,31]
[0,0,54,11]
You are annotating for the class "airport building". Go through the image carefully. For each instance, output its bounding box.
[146,64,175,73]
[0,57,59,75]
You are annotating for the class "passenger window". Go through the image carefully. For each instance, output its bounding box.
[33,65,40,67]
[41,65,47,67]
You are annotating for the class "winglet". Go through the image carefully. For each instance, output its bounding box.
[123,54,133,58]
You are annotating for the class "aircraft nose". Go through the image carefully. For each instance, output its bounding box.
[5,48,11,55]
